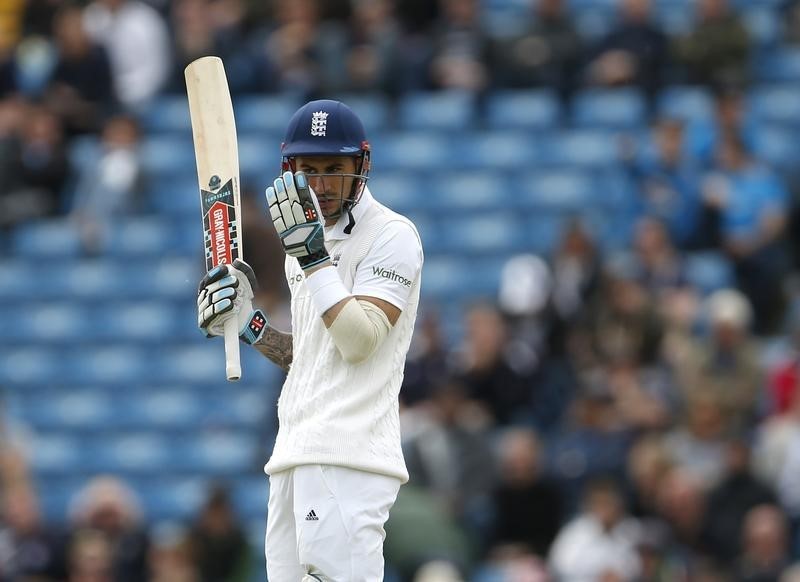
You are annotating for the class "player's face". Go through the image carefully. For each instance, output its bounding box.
[295,156,359,223]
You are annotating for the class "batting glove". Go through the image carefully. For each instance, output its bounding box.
[197,259,268,345]
[266,171,329,271]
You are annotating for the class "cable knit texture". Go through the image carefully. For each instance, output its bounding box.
[265,192,422,482]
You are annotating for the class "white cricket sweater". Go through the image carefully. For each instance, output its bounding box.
[264,188,423,482]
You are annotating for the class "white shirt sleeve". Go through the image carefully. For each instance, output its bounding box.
[351,220,422,311]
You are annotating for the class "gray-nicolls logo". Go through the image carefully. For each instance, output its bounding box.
[310,111,329,137]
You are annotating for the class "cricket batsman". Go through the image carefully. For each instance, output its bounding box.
[196,99,424,580]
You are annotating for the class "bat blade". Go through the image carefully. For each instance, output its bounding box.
[185,56,243,382]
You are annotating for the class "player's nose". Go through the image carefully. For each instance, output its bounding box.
[307,174,325,192]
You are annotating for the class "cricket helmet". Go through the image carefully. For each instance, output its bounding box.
[281,100,371,227]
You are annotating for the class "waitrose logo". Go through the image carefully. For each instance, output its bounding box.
[373,266,412,287]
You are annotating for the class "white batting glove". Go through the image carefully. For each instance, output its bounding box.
[197,259,268,345]
[265,171,330,271]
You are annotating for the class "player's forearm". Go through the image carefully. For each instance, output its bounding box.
[253,326,293,372]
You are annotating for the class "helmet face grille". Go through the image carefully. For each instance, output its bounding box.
[299,172,370,221]
[281,100,372,224]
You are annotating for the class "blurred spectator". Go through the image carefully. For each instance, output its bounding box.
[653,468,711,567]
[487,427,563,558]
[403,381,494,533]
[0,98,69,229]
[674,0,750,88]
[168,0,255,95]
[254,0,347,97]
[735,504,792,581]
[586,0,668,100]
[768,307,800,415]
[69,114,142,253]
[753,381,800,545]
[663,394,730,488]
[149,522,199,582]
[67,528,114,582]
[686,87,756,168]
[45,4,115,135]
[0,481,67,580]
[676,289,762,433]
[454,303,534,426]
[547,388,633,512]
[549,477,642,581]
[490,0,581,103]
[82,0,171,108]
[428,0,489,92]
[782,0,800,44]
[22,0,65,38]
[626,434,673,519]
[189,485,251,582]
[625,119,710,250]
[573,256,664,368]
[384,485,472,581]
[68,476,150,582]
[343,0,403,95]
[402,309,450,406]
[551,220,602,331]
[601,356,675,431]
[631,217,688,297]
[704,440,777,562]
[704,132,790,335]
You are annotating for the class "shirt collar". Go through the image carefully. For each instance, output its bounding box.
[324,186,374,241]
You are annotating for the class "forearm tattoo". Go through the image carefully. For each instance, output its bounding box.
[254,326,293,372]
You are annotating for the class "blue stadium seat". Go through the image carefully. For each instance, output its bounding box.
[657,86,714,122]
[138,477,208,521]
[12,219,82,258]
[140,136,196,177]
[107,217,175,258]
[572,89,647,129]
[397,91,476,131]
[751,85,800,125]
[123,390,202,429]
[233,95,300,136]
[139,96,192,133]
[519,171,595,212]
[17,391,115,431]
[29,434,83,475]
[4,303,88,343]
[146,173,199,216]
[456,131,543,170]
[438,213,527,254]
[654,3,693,35]
[756,48,800,83]
[154,345,230,383]
[65,345,151,384]
[372,132,453,170]
[90,433,171,473]
[573,6,617,39]
[0,347,60,384]
[237,135,276,182]
[685,251,735,296]
[543,130,621,167]
[98,302,180,342]
[176,432,260,474]
[753,124,800,168]
[422,256,504,299]
[233,476,269,517]
[328,94,391,134]
[485,90,561,130]
[368,172,420,214]
[428,171,509,212]
[744,7,781,47]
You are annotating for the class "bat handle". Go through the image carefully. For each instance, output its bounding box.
[224,317,242,381]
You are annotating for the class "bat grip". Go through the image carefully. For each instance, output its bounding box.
[223,317,242,381]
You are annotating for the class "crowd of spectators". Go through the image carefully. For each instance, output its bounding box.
[2,0,800,580]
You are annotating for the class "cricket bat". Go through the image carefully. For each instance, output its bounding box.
[185,56,243,382]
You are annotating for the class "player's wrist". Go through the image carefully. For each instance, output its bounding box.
[305,266,350,316]
[239,309,268,344]
[302,256,332,275]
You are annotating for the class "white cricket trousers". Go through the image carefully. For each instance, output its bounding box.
[265,464,402,582]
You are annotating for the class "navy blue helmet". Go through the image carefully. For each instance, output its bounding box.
[281,100,371,223]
